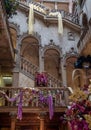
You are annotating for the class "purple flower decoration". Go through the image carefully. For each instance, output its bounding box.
[17,91,23,120]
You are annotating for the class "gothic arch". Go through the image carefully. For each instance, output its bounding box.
[63,51,78,88]
[43,43,62,80]
[20,33,40,66]
[42,43,62,57]
[63,54,78,67]
[19,32,41,46]
[9,22,20,34]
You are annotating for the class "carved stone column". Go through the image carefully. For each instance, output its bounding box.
[39,112,46,130]
[10,112,16,130]
[12,67,19,87]
[61,59,67,87]
[61,59,69,105]
[39,46,44,72]
[12,37,21,87]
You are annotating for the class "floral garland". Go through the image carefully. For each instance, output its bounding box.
[61,85,91,130]
[0,88,53,120]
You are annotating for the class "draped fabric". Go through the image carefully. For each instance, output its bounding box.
[49,12,63,34]
[58,13,63,35]
[48,95,54,120]
[28,4,34,34]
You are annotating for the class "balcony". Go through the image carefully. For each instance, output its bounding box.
[0,87,68,116]
[18,0,80,26]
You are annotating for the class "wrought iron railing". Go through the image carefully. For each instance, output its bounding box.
[18,0,80,25]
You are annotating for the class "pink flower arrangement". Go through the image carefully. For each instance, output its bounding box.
[35,72,47,87]
[61,85,91,130]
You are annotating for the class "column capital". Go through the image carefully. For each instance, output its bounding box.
[9,111,17,118]
[38,112,46,119]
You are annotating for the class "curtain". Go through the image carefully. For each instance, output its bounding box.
[28,4,34,34]
[58,13,63,35]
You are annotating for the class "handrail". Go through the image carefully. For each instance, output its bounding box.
[20,56,39,79]
[0,87,68,107]
[47,73,62,87]
[20,56,62,87]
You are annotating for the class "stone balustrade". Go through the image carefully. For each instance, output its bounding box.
[47,73,62,87]
[20,56,62,88]
[0,87,68,108]
[20,56,39,79]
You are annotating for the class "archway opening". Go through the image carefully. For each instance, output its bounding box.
[44,49,61,79]
[21,36,39,66]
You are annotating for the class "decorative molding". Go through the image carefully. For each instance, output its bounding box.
[63,47,78,67]
[68,32,75,41]
[43,40,62,56]
[19,31,41,46]
[9,22,20,35]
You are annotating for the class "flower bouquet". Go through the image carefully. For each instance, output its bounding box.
[61,85,91,130]
[35,72,47,87]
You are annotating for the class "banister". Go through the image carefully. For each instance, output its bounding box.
[20,56,62,88]
[0,87,69,108]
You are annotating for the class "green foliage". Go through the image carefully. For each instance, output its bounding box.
[4,0,19,17]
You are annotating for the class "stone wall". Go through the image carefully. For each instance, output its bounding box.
[19,73,35,88]
[9,10,80,55]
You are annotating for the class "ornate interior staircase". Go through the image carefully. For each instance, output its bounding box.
[20,56,62,88]
[0,0,71,116]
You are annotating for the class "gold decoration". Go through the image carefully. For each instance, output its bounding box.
[88,79,91,93]
[69,88,87,102]
[72,69,85,90]
[84,114,91,129]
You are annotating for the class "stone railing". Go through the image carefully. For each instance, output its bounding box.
[0,87,68,107]
[20,56,39,79]
[18,0,80,25]
[47,73,62,87]
[20,56,62,87]
[77,27,91,53]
